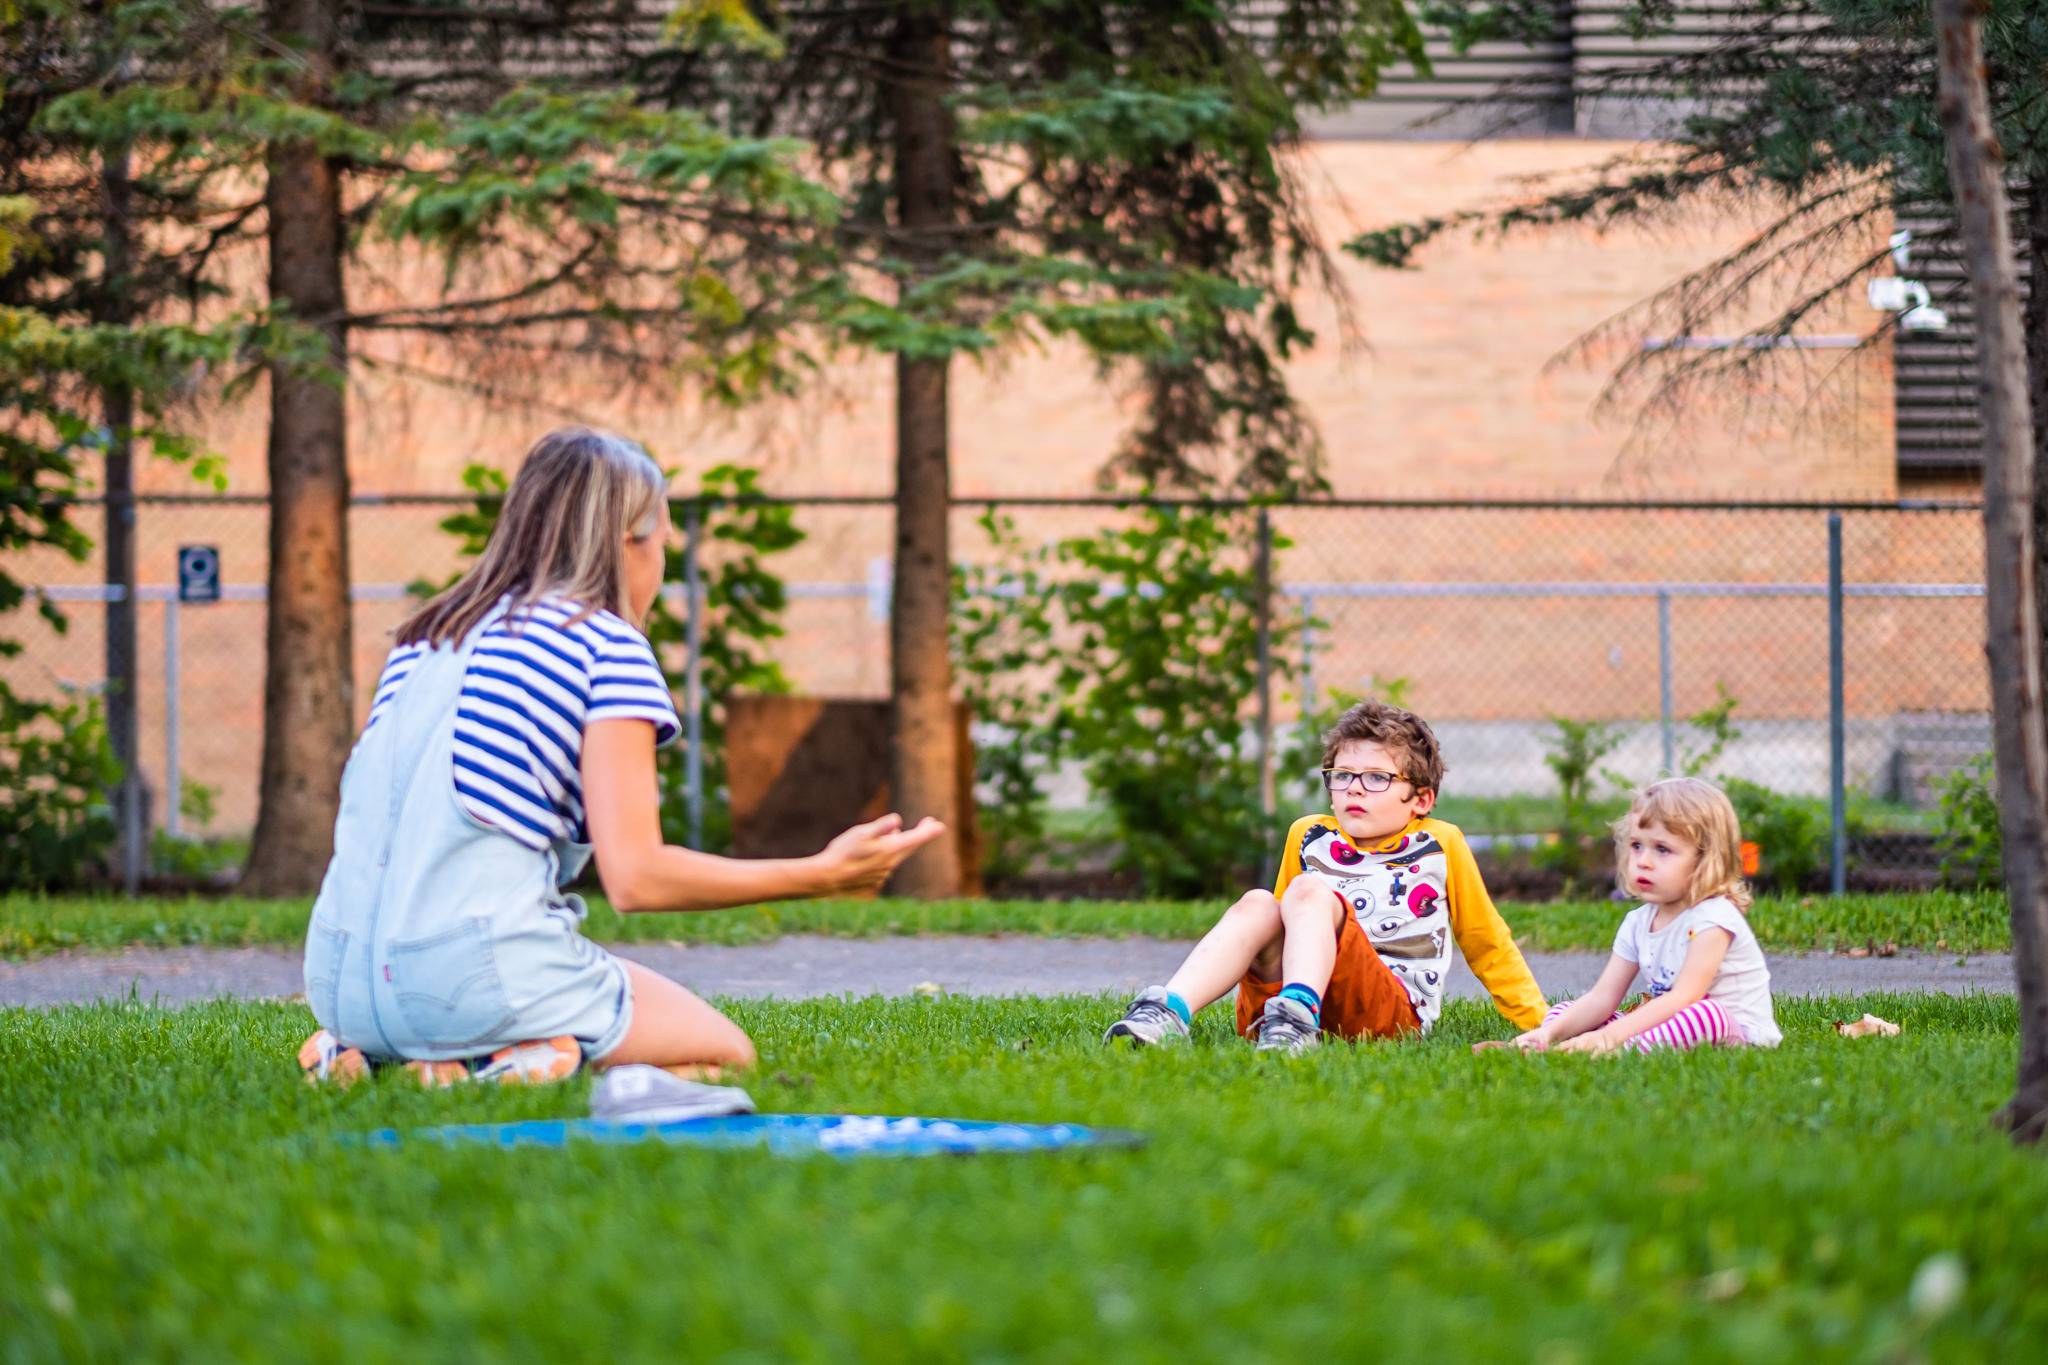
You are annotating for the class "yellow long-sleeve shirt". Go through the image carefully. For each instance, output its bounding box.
[1275,814,1546,1031]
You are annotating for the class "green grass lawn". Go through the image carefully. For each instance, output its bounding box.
[1,992,2039,1361]
[0,889,2015,960]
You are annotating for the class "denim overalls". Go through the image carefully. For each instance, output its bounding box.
[303,618,633,1062]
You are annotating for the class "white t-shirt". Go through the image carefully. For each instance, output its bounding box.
[1612,896,1782,1047]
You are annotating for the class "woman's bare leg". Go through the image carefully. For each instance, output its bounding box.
[1165,889,1285,1012]
[593,960,756,1077]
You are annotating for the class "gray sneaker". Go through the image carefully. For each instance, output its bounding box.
[1103,986,1191,1047]
[1254,996,1322,1055]
[590,1064,758,1124]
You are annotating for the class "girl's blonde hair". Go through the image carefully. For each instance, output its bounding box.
[1612,777,1753,911]
[397,427,667,647]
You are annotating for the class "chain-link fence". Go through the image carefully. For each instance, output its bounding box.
[3,494,1988,888]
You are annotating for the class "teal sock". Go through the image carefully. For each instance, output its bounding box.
[1278,983,1323,1022]
[1163,991,1192,1026]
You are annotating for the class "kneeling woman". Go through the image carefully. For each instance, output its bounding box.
[299,427,941,1083]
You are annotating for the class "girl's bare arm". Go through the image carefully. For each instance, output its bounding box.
[1521,954,1637,1048]
[581,718,945,913]
[1566,929,1732,1052]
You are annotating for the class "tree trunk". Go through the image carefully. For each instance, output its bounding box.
[240,0,355,896]
[2026,180,2048,686]
[1934,0,2048,1143]
[98,143,141,894]
[884,2,962,897]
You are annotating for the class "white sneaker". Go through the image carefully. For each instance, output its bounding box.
[1103,986,1191,1047]
[590,1064,757,1124]
[1254,996,1322,1055]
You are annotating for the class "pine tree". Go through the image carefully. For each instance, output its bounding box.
[651,0,1431,893]
[9,0,843,891]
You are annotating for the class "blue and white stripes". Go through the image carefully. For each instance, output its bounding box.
[364,596,679,849]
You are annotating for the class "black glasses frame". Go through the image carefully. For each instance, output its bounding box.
[1321,767,1406,794]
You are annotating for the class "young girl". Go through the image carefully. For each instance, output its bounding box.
[1491,776,1781,1055]
[298,427,943,1090]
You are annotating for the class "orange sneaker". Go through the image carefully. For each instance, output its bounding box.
[474,1036,582,1085]
[401,1036,583,1088]
[402,1058,476,1088]
[298,1030,371,1086]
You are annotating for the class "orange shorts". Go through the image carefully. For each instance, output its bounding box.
[1235,904,1422,1041]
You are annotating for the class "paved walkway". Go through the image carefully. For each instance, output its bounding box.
[0,937,2017,1009]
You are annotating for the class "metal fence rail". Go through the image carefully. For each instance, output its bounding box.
[6,494,1992,888]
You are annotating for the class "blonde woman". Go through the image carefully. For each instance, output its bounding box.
[298,427,941,1097]
[1481,777,1781,1055]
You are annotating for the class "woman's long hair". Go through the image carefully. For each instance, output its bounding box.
[397,427,667,648]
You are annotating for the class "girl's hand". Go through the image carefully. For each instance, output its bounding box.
[1471,1029,1550,1054]
[1555,1030,1618,1056]
[813,814,948,894]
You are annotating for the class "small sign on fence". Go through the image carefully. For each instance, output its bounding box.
[177,545,220,604]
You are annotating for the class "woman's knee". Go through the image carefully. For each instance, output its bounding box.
[603,962,757,1070]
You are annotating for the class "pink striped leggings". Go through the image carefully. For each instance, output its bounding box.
[1542,998,1743,1052]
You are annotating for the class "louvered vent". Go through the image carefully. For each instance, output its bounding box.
[1887,210,2028,479]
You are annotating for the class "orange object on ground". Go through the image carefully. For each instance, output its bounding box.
[1740,841,1761,876]
[1235,911,1422,1042]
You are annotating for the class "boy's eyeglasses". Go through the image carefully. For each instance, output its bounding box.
[1322,768,1406,794]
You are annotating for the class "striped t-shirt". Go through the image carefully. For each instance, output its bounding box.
[364,595,680,849]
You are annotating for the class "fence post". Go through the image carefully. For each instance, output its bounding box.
[683,498,705,852]
[1300,594,1317,716]
[1828,511,1847,895]
[1255,508,1275,881]
[1658,589,1675,774]
[164,594,180,841]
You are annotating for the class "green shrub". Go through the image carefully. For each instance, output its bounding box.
[1722,777,1828,892]
[953,510,1066,884]
[957,504,1300,897]
[1532,716,1625,888]
[1935,752,2001,889]
[0,683,119,890]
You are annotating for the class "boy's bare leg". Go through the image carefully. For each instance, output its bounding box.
[1275,877,1348,1000]
[1164,889,1284,1012]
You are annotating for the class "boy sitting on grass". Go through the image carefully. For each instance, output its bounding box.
[1104,701,1547,1053]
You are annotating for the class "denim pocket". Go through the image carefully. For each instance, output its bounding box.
[303,918,349,1030]
[386,918,517,1050]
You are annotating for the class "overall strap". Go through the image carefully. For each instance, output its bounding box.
[375,624,485,871]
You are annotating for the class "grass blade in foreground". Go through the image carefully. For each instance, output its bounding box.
[0,991,2038,1360]
[0,889,2017,960]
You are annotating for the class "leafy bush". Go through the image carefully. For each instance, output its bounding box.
[1935,753,2001,890]
[954,510,1065,884]
[650,464,805,852]
[0,684,119,890]
[149,778,246,883]
[956,503,1300,897]
[1532,716,1625,888]
[1721,777,1829,893]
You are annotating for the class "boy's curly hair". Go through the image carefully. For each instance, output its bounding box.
[1320,700,1445,796]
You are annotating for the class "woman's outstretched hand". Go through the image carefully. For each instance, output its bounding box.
[815,814,948,895]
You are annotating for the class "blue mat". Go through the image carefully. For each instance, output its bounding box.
[366,1113,1143,1157]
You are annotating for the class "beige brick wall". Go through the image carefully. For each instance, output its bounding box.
[13,139,1937,833]
[120,140,1894,503]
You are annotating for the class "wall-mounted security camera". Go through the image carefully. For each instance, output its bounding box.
[1867,276,1949,331]
[1889,229,1913,271]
